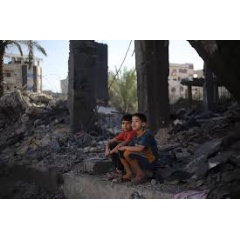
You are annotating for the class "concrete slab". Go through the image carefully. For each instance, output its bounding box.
[1,162,186,199]
[62,173,182,199]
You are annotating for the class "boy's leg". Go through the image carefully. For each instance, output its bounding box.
[119,150,133,180]
[127,153,154,182]
[128,159,145,181]
[120,159,133,180]
[109,142,124,173]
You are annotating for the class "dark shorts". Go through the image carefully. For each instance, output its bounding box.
[119,151,156,170]
[129,152,156,170]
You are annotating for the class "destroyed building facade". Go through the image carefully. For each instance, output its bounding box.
[3,53,43,92]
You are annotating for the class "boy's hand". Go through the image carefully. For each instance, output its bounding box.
[109,147,118,154]
[105,148,110,157]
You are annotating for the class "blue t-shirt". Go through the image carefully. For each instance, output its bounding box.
[130,130,159,162]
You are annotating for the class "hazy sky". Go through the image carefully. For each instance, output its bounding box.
[6,40,203,92]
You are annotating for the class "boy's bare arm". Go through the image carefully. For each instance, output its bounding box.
[118,145,145,152]
[105,138,118,157]
[109,140,130,154]
[105,138,117,157]
[106,138,117,148]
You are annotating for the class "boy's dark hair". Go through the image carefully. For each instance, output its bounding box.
[133,113,147,122]
[121,114,132,122]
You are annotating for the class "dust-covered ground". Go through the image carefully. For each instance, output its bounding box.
[1,90,240,198]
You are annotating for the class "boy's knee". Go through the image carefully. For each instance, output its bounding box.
[123,150,131,159]
[121,158,127,164]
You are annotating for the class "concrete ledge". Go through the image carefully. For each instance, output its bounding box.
[1,162,183,199]
[63,173,175,199]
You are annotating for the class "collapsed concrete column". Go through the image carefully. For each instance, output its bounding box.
[68,40,97,133]
[33,65,42,93]
[135,40,169,132]
[203,63,218,111]
[22,65,27,88]
[95,43,108,105]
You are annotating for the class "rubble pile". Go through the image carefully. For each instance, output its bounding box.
[155,102,240,198]
[0,164,64,199]
[0,90,240,198]
[0,90,122,198]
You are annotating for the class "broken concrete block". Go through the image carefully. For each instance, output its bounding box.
[208,151,235,169]
[194,138,222,159]
[174,150,191,161]
[29,93,53,103]
[83,147,90,153]
[74,132,92,147]
[83,158,112,174]
[48,140,61,152]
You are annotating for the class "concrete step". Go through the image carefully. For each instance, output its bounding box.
[0,162,185,199]
[62,173,181,199]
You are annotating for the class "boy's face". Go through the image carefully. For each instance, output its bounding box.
[122,120,132,132]
[131,116,146,131]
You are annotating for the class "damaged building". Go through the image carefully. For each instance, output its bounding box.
[0,40,240,199]
[3,53,43,92]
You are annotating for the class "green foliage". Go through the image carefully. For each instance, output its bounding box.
[108,67,138,113]
[0,40,24,97]
[19,40,47,69]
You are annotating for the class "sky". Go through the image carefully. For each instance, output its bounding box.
[5,40,203,93]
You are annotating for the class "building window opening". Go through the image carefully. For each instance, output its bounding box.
[171,87,176,93]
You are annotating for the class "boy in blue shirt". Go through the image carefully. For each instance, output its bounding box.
[118,113,159,184]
